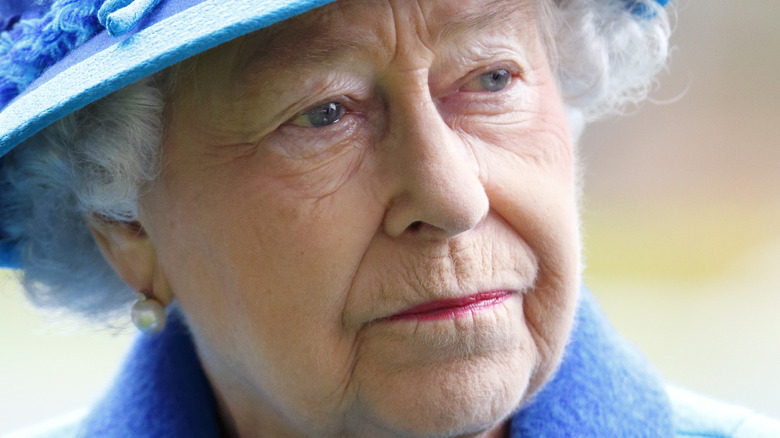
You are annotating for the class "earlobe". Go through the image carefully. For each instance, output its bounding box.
[89,218,173,306]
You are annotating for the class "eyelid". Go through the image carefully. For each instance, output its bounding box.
[458,62,524,91]
[270,113,365,160]
[284,97,356,127]
[278,73,370,126]
[288,101,344,127]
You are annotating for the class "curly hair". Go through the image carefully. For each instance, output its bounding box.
[0,0,671,322]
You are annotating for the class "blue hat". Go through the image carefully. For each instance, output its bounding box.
[0,0,671,156]
[0,0,337,156]
[0,0,670,268]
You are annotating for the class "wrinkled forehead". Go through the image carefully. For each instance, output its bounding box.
[245,0,538,46]
[182,0,542,84]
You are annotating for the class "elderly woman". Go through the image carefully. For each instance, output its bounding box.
[1,0,778,436]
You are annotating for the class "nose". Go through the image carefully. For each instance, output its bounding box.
[380,88,489,239]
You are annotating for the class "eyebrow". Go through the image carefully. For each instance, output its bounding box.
[231,25,380,91]
[435,0,535,44]
[232,0,535,89]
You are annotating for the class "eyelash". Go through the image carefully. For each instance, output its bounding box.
[287,99,355,128]
[470,62,519,81]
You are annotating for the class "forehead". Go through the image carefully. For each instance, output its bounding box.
[252,0,537,42]
[220,0,540,75]
[169,0,546,113]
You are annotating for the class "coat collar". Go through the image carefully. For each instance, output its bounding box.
[78,311,222,436]
[78,287,673,436]
[510,288,674,436]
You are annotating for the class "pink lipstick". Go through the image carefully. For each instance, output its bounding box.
[386,291,512,322]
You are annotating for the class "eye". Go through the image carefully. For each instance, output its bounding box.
[461,69,512,93]
[289,102,345,127]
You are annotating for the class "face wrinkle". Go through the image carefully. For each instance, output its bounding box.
[140,1,576,436]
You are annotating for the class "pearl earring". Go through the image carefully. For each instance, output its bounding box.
[131,291,166,334]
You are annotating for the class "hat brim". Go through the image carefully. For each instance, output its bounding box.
[0,0,335,157]
[0,0,333,269]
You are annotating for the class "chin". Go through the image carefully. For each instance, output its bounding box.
[352,349,534,438]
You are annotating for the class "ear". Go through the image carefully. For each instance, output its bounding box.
[89,218,173,305]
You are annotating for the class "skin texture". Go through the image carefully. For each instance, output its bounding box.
[91,0,580,436]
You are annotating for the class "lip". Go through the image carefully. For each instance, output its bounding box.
[385,291,512,322]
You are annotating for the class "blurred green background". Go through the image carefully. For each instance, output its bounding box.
[2,0,779,433]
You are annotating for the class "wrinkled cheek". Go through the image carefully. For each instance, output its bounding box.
[467,119,574,189]
[474,124,579,395]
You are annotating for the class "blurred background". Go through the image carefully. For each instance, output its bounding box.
[1,0,779,433]
[581,0,780,421]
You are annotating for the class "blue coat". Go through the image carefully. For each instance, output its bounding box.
[6,289,780,437]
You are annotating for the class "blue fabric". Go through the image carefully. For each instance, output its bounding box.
[628,0,671,18]
[511,288,674,436]
[71,288,673,436]
[0,0,48,31]
[78,311,222,437]
[98,0,164,37]
[0,0,105,110]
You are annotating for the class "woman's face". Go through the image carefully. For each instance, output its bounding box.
[134,0,579,436]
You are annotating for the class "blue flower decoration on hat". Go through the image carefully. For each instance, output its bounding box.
[98,0,163,37]
[0,0,105,110]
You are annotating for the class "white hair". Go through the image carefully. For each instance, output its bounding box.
[557,0,671,134]
[0,0,671,322]
[0,73,167,321]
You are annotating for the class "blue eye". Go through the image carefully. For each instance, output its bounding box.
[477,69,511,92]
[290,102,345,127]
[461,68,513,93]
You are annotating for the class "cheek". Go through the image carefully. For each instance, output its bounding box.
[475,90,580,389]
[475,73,577,229]
[142,156,388,429]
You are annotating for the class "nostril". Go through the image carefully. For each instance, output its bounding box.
[408,221,424,232]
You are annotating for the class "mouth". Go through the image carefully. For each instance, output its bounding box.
[385,291,513,322]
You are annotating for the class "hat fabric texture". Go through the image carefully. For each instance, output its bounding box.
[0,0,669,268]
